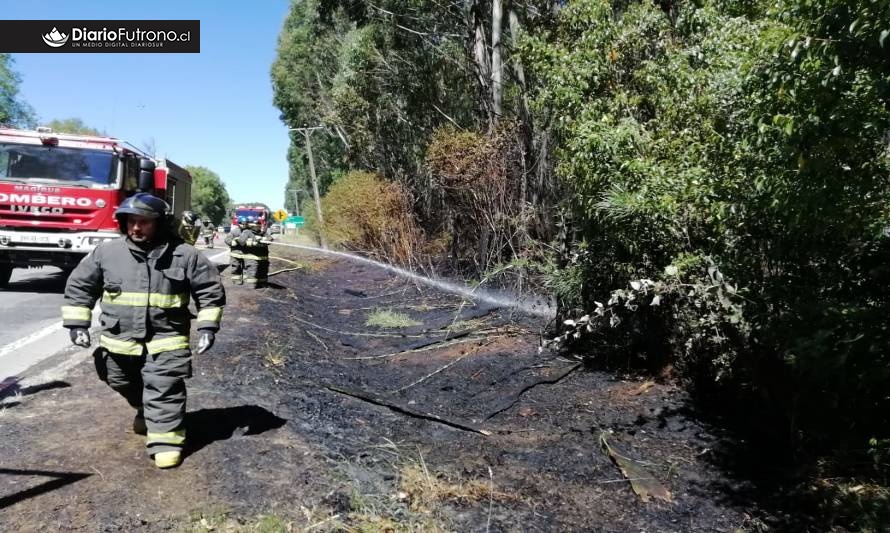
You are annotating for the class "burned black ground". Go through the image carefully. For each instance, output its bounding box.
[0,249,819,531]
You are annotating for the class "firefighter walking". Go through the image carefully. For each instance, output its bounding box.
[62,193,225,469]
[201,219,216,248]
[238,222,271,288]
[225,221,246,285]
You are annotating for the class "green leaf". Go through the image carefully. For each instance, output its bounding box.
[880,29,889,48]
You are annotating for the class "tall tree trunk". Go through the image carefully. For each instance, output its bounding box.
[490,0,504,127]
[467,0,492,126]
[508,7,532,206]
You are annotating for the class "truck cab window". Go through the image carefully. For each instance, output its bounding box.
[123,156,139,193]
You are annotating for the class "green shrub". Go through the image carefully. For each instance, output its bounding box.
[530,0,890,453]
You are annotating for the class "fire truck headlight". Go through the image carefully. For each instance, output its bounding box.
[87,237,112,245]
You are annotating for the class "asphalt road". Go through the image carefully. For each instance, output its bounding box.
[0,247,229,391]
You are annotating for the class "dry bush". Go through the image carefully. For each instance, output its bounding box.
[307,171,421,265]
[425,124,524,275]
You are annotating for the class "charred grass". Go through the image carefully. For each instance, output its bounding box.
[0,247,827,531]
[202,248,758,531]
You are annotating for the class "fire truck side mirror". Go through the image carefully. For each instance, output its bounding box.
[137,158,156,193]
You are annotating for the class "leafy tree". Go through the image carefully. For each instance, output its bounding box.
[0,54,34,127]
[44,117,103,135]
[185,165,231,225]
[272,0,486,225]
[526,0,889,453]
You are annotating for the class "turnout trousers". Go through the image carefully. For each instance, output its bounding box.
[104,348,191,456]
[242,258,269,288]
[230,255,245,284]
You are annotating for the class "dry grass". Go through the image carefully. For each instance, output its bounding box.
[365,309,422,329]
[398,461,516,514]
[184,509,294,533]
[343,514,443,533]
[264,342,287,368]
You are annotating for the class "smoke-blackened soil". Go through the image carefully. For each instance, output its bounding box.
[0,247,793,531]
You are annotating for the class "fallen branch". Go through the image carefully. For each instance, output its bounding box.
[324,384,491,436]
[389,340,494,394]
[306,330,328,351]
[290,315,437,339]
[344,331,474,360]
[484,363,582,420]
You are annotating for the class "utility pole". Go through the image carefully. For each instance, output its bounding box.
[287,189,301,216]
[289,126,327,249]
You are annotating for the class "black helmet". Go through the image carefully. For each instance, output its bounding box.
[181,211,198,225]
[115,193,169,221]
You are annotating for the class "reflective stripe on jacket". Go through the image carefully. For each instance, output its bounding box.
[237,228,270,261]
[62,235,226,354]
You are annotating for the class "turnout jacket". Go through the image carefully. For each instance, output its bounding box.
[62,236,226,356]
[225,226,243,259]
[237,228,270,261]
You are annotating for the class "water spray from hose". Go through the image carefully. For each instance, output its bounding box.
[269,242,554,318]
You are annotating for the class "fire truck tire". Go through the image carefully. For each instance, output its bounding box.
[0,266,11,289]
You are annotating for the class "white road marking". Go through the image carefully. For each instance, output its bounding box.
[0,321,63,359]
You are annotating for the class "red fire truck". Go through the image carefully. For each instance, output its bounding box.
[231,204,272,233]
[0,126,192,288]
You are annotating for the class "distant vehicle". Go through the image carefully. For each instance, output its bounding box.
[0,126,192,288]
[229,203,272,233]
[222,225,231,233]
[270,223,281,234]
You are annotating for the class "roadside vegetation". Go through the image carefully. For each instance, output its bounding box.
[272,0,890,528]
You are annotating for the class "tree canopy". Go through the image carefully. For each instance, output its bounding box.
[185,165,231,224]
[44,117,103,136]
[0,54,34,127]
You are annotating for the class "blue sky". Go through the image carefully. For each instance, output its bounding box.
[7,0,292,210]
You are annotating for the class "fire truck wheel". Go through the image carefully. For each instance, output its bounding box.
[0,266,11,289]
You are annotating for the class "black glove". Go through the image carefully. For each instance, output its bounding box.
[196,331,215,354]
[69,327,91,348]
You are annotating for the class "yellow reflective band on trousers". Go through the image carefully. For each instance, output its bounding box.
[240,253,268,260]
[243,277,268,284]
[61,305,92,321]
[102,291,188,308]
[100,335,191,356]
[197,307,223,323]
[147,429,186,445]
[229,250,246,259]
